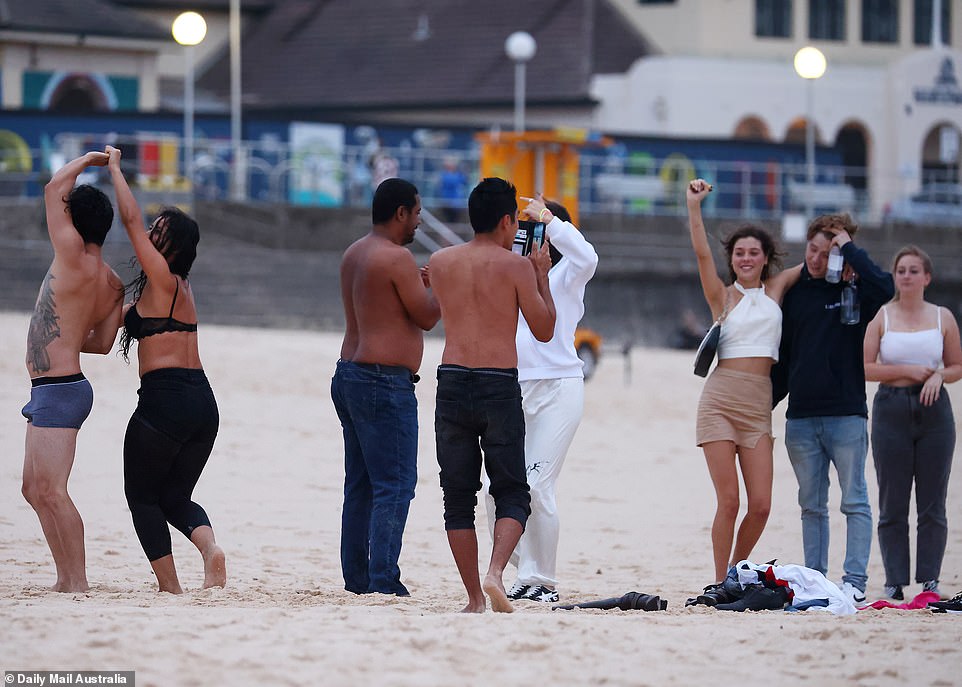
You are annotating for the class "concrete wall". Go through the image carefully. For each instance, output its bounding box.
[4,199,962,347]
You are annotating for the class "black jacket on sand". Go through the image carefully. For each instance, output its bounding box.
[772,241,895,419]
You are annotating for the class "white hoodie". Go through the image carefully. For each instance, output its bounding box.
[516,216,598,382]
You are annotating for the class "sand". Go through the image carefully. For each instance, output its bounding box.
[1,311,960,687]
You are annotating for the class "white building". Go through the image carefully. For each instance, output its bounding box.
[595,0,962,219]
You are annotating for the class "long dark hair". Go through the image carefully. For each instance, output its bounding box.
[119,208,200,361]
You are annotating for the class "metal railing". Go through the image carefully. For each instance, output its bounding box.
[1,131,957,225]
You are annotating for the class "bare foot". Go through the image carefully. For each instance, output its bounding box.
[482,575,514,613]
[58,579,89,593]
[460,599,486,614]
[202,545,226,589]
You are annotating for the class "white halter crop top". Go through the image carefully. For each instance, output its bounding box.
[717,282,782,361]
[878,305,943,369]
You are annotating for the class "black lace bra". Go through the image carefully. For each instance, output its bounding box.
[124,281,198,340]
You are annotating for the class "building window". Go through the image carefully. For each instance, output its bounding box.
[756,0,793,37]
[862,0,898,43]
[914,0,952,45]
[809,0,846,40]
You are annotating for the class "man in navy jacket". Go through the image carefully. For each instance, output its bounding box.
[772,213,894,604]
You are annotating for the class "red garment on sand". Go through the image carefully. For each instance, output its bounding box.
[861,591,941,610]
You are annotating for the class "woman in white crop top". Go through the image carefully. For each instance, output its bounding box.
[863,245,962,601]
[686,179,803,588]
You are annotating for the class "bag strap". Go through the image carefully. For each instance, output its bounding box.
[715,288,733,325]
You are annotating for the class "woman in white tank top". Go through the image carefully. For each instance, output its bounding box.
[863,245,962,602]
[686,179,802,590]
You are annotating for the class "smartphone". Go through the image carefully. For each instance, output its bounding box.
[512,220,545,256]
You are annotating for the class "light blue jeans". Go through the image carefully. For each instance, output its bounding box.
[785,416,872,592]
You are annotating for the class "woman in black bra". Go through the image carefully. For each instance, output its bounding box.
[107,145,226,593]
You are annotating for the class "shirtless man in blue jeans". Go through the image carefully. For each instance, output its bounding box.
[331,178,440,596]
[21,151,124,592]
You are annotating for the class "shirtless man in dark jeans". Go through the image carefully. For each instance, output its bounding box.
[331,178,440,596]
[429,177,556,612]
[21,151,124,592]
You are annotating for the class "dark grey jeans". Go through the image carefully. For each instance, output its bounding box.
[435,365,530,531]
[871,384,955,586]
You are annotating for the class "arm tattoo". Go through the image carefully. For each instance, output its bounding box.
[27,272,60,373]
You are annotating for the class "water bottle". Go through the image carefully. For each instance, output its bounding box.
[841,279,860,325]
[826,245,843,283]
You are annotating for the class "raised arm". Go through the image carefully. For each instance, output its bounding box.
[44,151,109,257]
[106,145,171,283]
[835,235,894,316]
[686,179,727,319]
[518,242,556,342]
[521,195,598,287]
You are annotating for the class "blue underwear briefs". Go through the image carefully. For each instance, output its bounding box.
[22,373,94,429]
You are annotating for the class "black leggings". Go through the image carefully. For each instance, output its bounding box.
[124,368,219,562]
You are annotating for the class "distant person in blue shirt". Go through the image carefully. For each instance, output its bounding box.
[438,157,468,223]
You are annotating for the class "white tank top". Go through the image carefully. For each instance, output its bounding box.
[717,282,782,361]
[878,305,943,368]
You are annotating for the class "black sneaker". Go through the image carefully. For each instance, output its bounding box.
[929,590,962,613]
[523,585,559,603]
[695,582,738,607]
[716,585,789,612]
[507,582,531,600]
[884,585,904,601]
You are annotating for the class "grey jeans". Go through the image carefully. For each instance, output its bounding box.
[871,384,955,586]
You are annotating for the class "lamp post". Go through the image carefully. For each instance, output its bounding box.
[794,46,826,219]
[172,11,207,185]
[229,0,244,200]
[504,31,537,133]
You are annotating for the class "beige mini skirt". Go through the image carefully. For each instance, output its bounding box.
[696,367,772,448]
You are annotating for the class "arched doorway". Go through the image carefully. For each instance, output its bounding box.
[48,75,109,112]
[835,121,869,191]
[920,122,961,186]
[784,117,822,145]
[733,115,772,141]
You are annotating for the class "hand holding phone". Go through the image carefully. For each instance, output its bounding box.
[512,220,546,255]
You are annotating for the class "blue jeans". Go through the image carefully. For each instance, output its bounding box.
[331,361,418,596]
[785,415,872,591]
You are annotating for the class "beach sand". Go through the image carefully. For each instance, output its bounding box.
[1,311,959,686]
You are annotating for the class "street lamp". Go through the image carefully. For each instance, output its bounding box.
[794,46,827,218]
[504,31,537,133]
[172,11,208,185]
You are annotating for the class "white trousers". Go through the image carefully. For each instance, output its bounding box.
[483,376,584,588]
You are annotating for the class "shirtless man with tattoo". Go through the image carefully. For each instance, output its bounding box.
[21,151,124,592]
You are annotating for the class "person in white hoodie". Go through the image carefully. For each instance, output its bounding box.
[484,194,598,603]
